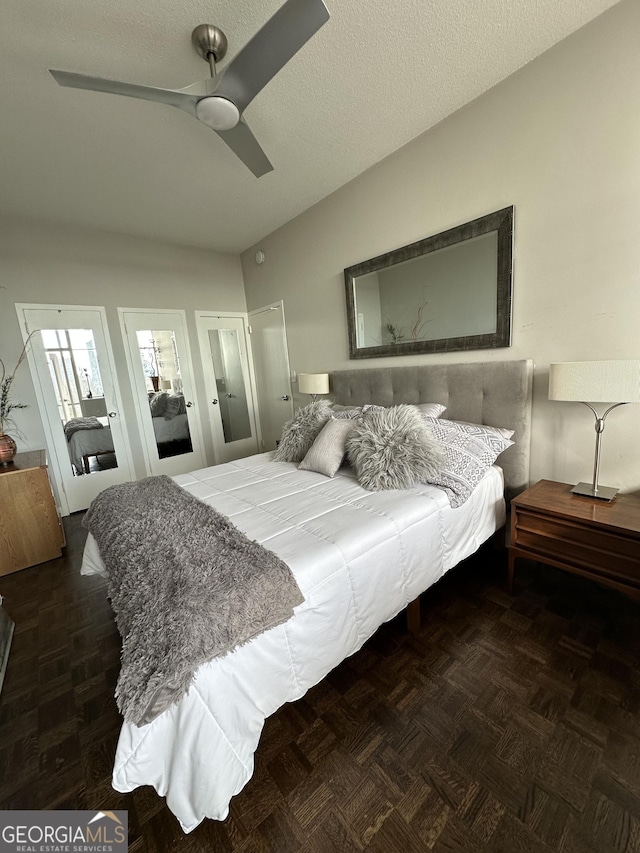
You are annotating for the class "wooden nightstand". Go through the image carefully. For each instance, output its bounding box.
[0,450,65,575]
[509,479,640,599]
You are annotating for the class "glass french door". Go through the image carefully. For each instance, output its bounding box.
[16,305,135,515]
[196,313,259,463]
[119,308,205,476]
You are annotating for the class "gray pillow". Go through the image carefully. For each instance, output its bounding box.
[163,394,187,420]
[345,404,445,491]
[331,402,445,419]
[274,400,333,463]
[331,403,384,420]
[149,391,169,417]
[298,417,357,477]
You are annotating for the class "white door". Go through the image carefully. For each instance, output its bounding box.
[248,301,294,451]
[119,308,205,476]
[196,313,259,463]
[16,304,136,515]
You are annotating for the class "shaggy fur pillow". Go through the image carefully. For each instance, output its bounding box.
[149,391,169,417]
[346,404,445,491]
[274,400,333,463]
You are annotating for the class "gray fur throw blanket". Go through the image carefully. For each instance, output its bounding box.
[83,475,304,727]
[63,416,104,441]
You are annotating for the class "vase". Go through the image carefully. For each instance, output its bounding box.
[0,434,17,466]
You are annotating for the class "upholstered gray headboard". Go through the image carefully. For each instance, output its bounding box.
[332,359,533,501]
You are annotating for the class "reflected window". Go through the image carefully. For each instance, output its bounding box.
[41,329,116,477]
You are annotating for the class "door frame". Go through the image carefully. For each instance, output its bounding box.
[15,303,135,516]
[118,307,205,476]
[195,311,261,463]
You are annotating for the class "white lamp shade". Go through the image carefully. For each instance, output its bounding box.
[549,360,640,403]
[298,373,330,395]
[159,379,172,391]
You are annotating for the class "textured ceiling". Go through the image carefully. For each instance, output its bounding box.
[0,0,622,254]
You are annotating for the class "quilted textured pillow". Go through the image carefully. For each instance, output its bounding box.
[298,417,357,477]
[274,401,333,463]
[421,417,515,508]
[345,404,444,491]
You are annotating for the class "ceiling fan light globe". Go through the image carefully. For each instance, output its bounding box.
[196,96,240,131]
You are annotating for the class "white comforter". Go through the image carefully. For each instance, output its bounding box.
[81,452,505,832]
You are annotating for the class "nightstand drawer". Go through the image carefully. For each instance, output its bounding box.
[514,510,640,585]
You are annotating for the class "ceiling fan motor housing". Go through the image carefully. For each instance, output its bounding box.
[191,25,228,64]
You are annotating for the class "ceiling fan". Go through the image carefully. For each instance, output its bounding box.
[49,0,330,177]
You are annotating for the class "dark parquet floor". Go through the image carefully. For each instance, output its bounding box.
[1,514,640,852]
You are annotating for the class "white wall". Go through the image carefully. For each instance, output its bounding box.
[0,216,246,489]
[241,0,640,495]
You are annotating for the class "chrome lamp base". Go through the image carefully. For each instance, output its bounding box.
[568,401,627,503]
[571,481,618,501]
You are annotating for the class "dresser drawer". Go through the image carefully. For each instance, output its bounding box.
[514,509,640,586]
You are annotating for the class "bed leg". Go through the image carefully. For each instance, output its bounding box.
[407,597,421,635]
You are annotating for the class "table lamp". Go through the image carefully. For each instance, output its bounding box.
[298,373,330,402]
[549,359,640,500]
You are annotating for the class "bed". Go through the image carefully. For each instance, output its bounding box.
[65,405,190,473]
[80,359,533,832]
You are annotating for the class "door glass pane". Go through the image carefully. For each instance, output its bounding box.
[40,329,117,477]
[208,329,251,443]
[136,330,193,459]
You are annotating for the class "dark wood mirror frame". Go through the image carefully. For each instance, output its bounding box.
[344,206,514,359]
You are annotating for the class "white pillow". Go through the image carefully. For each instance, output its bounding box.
[414,402,447,418]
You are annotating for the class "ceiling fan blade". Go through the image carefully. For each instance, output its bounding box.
[214,0,329,114]
[216,120,273,177]
[49,70,199,116]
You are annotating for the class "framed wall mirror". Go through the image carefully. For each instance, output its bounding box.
[344,206,513,359]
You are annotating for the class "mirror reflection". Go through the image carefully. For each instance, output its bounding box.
[208,328,251,443]
[136,330,193,459]
[355,233,498,347]
[344,206,513,358]
[41,328,118,476]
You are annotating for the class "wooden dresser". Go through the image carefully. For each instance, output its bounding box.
[0,450,65,575]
